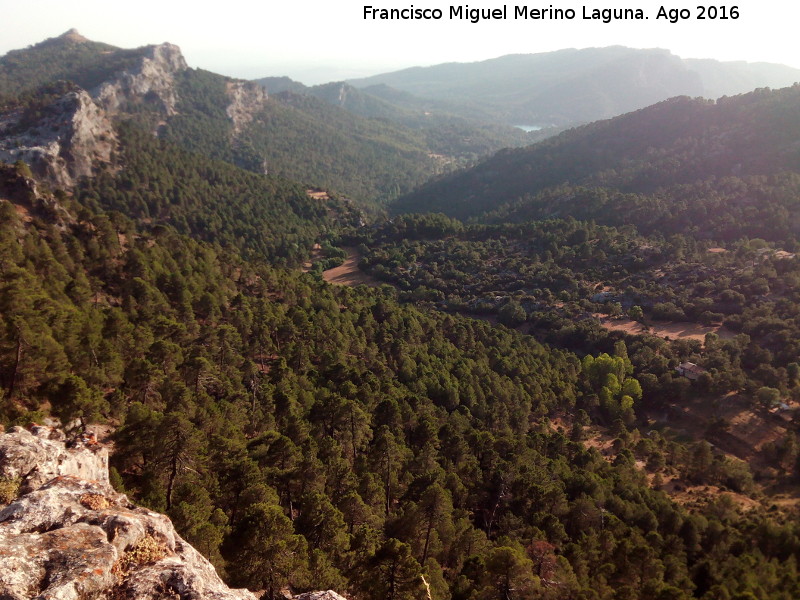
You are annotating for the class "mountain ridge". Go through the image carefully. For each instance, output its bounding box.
[392,85,800,239]
[348,46,800,126]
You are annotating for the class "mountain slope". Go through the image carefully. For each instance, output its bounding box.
[0,33,444,207]
[253,77,539,175]
[160,69,442,206]
[4,164,800,600]
[393,85,800,242]
[4,31,800,600]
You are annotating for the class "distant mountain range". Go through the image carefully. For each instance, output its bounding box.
[348,47,800,127]
[3,32,799,215]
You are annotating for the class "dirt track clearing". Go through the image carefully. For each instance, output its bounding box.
[322,248,383,287]
[596,315,735,343]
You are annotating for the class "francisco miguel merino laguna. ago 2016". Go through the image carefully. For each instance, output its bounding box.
[363,4,740,23]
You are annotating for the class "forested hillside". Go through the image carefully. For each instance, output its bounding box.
[160,69,444,206]
[357,213,800,398]
[0,31,525,209]
[77,122,356,265]
[4,30,800,600]
[0,29,142,105]
[255,77,538,161]
[4,162,800,600]
[394,86,800,236]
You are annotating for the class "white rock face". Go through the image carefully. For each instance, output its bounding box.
[0,427,347,600]
[294,592,349,600]
[0,42,188,189]
[226,80,268,135]
[0,90,117,189]
[0,426,256,600]
[0,426,109,492]
[94,43,188,117]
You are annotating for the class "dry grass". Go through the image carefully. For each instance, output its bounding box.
[111,534,170,580]
[596,315,735,343]
[306,189,330,201]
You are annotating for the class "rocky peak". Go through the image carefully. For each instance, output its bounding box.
[0,39,189,190]
[143,42,189,75]
[93,42,188,117]
[59,28,89,44]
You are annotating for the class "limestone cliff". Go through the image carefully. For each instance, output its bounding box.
[93,43,188,117]
[0,90,117,189]
[226,80,268,136]
[0,426,256,600]
[0,40,188,189]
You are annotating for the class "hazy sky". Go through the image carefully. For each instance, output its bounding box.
[2,0,796,84]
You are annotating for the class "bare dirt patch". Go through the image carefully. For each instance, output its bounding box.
[11,202,33,223]
[650,393,789,468]
[662,481,760,512]
[596,316,735,343]
[306,189,330,201]
[322,247,383,287]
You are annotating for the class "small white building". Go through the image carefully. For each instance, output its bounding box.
[676,362,706,380]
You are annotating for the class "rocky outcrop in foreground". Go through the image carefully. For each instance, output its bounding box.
[0,426,256,600]
[0,426,350,600]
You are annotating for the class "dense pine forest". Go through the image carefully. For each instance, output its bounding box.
[2,30,800,600]
[5,160,800,600]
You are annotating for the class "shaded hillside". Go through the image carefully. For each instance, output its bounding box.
[306,81,536,156]
[254,77,538,167]
[160,68,441,206]
[393,86,800,243]
[350,46,800,126]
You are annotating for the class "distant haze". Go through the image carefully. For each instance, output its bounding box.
[2,0,799,85]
